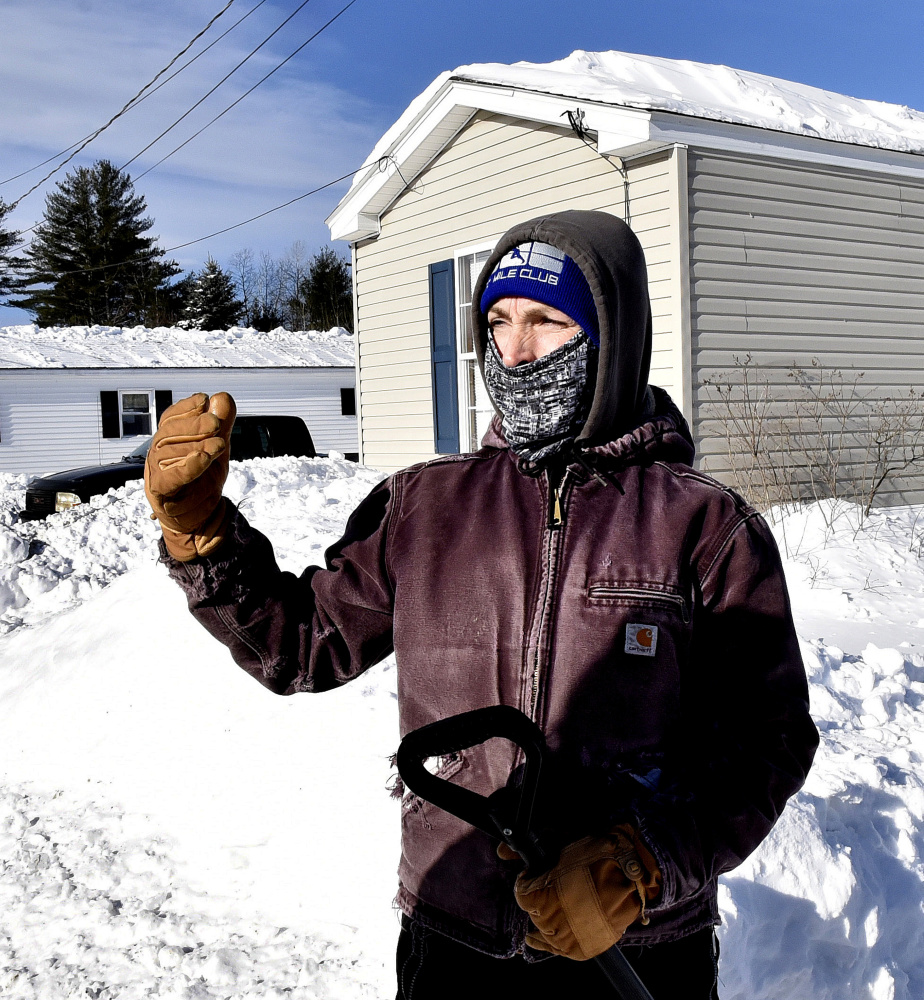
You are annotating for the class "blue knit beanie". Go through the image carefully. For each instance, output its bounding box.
[479,241,599,346]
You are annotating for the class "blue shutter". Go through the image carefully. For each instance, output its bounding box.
[429,259,459,453]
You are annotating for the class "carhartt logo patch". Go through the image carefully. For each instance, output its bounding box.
[626,624,658,657]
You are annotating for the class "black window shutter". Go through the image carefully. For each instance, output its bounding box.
[429,259,459,453]
[154,390,173,424]
[340,387,356,416]
[100,391,120,438]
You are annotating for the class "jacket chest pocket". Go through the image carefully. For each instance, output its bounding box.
[566,583,693,747]
[585,584,691,662]
[587,586,690,623]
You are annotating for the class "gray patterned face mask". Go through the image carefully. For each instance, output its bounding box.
[483,330,596,464]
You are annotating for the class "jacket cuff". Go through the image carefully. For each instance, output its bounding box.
[158,503,278,605]
[632,809,682,912]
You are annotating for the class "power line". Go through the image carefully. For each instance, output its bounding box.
[121,0,316,172]
[0,0,271,189]
[135,0,360,181]
[23,165,365,278]
[165,168,361,251]
[7,0,368,274]
[5,1,237,205]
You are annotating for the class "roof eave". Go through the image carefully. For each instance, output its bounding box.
[327,77,924,244]
[325,78,655,242]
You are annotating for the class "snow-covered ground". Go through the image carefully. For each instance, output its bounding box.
[1,461,923,999]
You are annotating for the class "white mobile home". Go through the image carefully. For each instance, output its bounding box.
[0,325,358,475]
[327,50,924,502]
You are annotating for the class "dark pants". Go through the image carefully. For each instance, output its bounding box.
[396,917,721,999]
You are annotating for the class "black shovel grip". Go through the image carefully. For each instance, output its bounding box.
[396,705,546,842]
[396,705,657,1000]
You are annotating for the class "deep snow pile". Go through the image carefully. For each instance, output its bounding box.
[0,455,396,999]
[0,324,355,369]
[0,784,378,1000]
[1,468,923,998]
[719,501,924,999]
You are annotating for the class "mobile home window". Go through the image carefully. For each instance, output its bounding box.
[119,390,154,437]
[455,246,494,452]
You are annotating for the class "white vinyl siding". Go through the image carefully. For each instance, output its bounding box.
[688,149,924,503]
[353,111,682,472]
[0,368,357,475]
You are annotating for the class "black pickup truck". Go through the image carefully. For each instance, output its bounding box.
[21,415,318,521]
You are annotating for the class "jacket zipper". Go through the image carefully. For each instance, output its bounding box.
[548,469,567,529]
[531,470,569,718]
[587,585,691,624]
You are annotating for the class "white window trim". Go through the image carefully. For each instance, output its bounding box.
[118,389,155,438]
[454,241,495,452]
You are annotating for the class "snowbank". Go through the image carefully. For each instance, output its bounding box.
[0,324,355,369]
[1,470,923,998]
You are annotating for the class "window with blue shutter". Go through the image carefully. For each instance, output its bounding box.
[429,259,459,454]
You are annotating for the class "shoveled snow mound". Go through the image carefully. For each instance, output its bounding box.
[1,470,923,998]
[0,456,396,998]
[717,500,924,999]
[0,784,380,999]
[0,456,381,634]
[0,324,355,369]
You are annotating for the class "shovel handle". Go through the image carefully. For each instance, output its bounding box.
[396,705,546,846]
[396,706,656,1000]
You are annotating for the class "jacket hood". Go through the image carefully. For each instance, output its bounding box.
[473,210,653,446]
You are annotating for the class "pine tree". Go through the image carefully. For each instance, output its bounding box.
[150,274,196,327]
[11,160,178,326]
[292,247,353,332]
[179,256,242,330]
[0,199,22,300]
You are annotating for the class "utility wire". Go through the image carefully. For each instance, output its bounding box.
[2,1,270,190]
[29,165,364,278]
[5,1,237,205]
[135,0,360,181]
[10,0,367,272]
[165,167,360,251]
[121,0,316,171]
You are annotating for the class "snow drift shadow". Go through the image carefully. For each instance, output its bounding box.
[721,786,924,1000]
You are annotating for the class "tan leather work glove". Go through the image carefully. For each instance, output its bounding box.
[144,392,236,562]
[497,823,662,961]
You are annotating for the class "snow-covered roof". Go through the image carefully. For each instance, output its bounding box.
[0,325,355,369]
[328,49,924,241]
[452,50,924,156]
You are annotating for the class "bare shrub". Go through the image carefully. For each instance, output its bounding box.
[701,356,924,520]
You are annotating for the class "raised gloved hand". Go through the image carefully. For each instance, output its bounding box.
[497,823,662,961]
[144,392,237,562]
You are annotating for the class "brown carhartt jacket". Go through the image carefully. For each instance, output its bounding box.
[160,211,817,956]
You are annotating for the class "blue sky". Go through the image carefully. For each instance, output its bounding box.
[2,0,923,324]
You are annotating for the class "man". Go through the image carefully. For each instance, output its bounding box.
[145,210,817,999]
